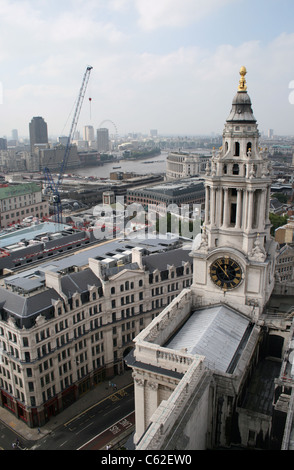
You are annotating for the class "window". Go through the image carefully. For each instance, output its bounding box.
[230,203,237,225]
[234,142,240,156]
[232,164,239,175]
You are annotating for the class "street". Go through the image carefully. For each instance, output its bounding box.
[32,384,134,450]
[0,384,134,451]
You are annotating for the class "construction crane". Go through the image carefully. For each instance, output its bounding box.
[43,65,93,224]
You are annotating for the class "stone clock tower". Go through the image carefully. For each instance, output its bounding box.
[191,67,277,320]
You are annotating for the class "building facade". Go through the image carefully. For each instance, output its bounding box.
[0,239,192,427]
[273,243,294,295]
[275,217,294,244]
[0,183,49,228]
[166,152,210,180]
[29,117,48,152]
[83,125,95,143]
[97,128,110,153]
[126,178,205,215]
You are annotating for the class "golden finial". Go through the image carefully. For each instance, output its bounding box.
[238,66,247,91]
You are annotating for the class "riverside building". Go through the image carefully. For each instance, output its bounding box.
[166,151,211,180]
[0,236,193,427]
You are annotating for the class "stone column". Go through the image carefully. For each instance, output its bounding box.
[133,374,145,444]
[147,381,159,422]
[218,187,223,226]
[247,190,254,231]
[265,185,271,223]
[258,188,267,232]
[210,187,216,226]
[223,188,229,228]
[205,185,210,225]
[242,190,248,230]
[236,188,242,229]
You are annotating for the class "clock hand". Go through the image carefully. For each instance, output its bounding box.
[216,261,229,278]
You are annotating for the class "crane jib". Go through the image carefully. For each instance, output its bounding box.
[43,66,93,224]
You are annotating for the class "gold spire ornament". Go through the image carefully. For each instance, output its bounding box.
[238,66,247,91]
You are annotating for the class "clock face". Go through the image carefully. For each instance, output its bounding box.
[210,257,242,290]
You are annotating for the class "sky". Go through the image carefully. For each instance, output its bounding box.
[1,0,294,139]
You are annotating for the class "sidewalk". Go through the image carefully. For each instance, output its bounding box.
[0,370,133,444]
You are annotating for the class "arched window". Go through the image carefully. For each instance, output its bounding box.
[223,164,227,175]
[225,141,228,152]
[234,142,240,156]
[247,142,252,155]
[233,164,239,175]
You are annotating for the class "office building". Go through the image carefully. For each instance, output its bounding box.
[0,182,49,228]
[0,236,193,427]
[166,152,211,180]
[83,125,95,143]
[11,130,18,142]
[29,117,48,152]
[97,128,109,153]
[126,178,205,215]
[0,138,7,151]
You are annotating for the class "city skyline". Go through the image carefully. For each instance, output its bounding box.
[1,0,294,138]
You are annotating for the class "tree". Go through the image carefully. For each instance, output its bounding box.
[269,212,288,236]
[272,193,288,204]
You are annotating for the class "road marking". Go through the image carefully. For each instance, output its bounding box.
[103,405,120,417]
[77,412,134,450]
[75,422,93,435]
[59,440,68,447]
[64,383,133,427]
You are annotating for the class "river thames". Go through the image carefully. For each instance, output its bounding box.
[74,151,168,179]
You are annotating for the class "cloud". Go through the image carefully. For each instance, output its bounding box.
[50,12,124,43]
[133,0,235,31]
[1,0,294,136]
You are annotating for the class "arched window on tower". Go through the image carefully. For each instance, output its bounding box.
[247,142,252,155]
[234,142,240,156]
[223,164,227,175]
[232,164,239,175]
[225,141,228,152]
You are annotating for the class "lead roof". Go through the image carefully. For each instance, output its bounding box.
[0,238,191,327]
